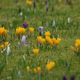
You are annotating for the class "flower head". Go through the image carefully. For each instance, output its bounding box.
[46,61,55,71]
[29,27,34,33]
[0,44,4,49]
[33,66,41,74]
[52,38,61,45]
[37,36,46,44]
[32,48,39,56]
[45,36,53,46]
[26,0,33,6]
[45,31,51,37]
[4,42,9,47]
[75,39,80,48]
[0,27,8,36]
[23,22,28,28]
[16,27,26,35]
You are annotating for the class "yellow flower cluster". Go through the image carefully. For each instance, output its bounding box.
[0,42,9,49]
[46,61,55,71]
[26,0,33,6]
[32,48,39,56]
[44,31,61,46]
[16,27,26,35]
[37,35,61,46]
[26,66,41,74]
[0,27,8,36]
[26,61,55,74]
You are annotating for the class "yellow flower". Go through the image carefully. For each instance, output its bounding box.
[37,66,41,74]
[52,38,61,45]
[75,39,80,48]
[37,36,46,44]
[32,48,39,56]
[29,27,34,33]
[0,27,8,36]
[45,31,51,37]
[45,36,53,46]
[0,44,4,49]
[41,38,46,44]
[45,36,51,42]
[46,61,55,71]
[26,0,33,6]
[16,27,26,35]
[33,68,37,73]
[33,66,41,74]
[4,42,9,47]
[37,36,42,43]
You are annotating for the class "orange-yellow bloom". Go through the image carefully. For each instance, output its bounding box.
[0,27,8,36]
[37,66,41,74]
[45,31,51,37]
[16,27,26,35]
[45,36,53,46]
[52,38,61,45]
[75,39,80,48]
[46,61,55,71]
[33,66,41,74]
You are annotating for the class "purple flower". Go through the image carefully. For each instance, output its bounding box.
[63,76,67,80]
[70,75,75,80]
[23,22,28,28]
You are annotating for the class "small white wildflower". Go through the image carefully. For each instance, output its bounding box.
[6,44,11,56]
[21,35,27,45]
[68,17,71,23]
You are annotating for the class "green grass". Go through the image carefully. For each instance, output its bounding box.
[0,0,80,80]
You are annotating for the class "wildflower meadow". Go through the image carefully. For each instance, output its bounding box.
[0,0,80,80]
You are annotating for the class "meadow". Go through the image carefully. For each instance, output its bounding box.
[0,0,80,80]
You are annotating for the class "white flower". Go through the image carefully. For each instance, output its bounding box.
[6,44,11,56]
[38,26,44,35]
[21,35,27,45]
[19,12,23,16]
[67,17,71,23]
[52,20,56,27]
[23,54,26,61]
